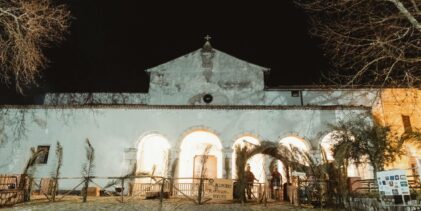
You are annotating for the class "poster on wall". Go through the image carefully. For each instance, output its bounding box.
[377,169,410,196]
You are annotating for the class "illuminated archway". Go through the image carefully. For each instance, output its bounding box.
[392,144,421,176]
[277,136,310,183]
[320,132,338,162]
[178,130,223,180]
[231,136,266,183]
[279,136,310,152]
[276,160,288,186]
[137,133,170,183]
[320,131,373,179]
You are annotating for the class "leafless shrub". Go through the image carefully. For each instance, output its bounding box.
[197,145,212,205]
[81,139,95,203]
[50,141,62,202]
[21,147,47,201]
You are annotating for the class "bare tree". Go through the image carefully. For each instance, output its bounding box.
[0,0,71,93]
[295,0,421,87]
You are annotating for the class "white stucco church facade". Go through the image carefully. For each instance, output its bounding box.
[0,40,379,188]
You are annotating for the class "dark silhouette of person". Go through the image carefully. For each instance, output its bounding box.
[245,164,256,200]
[270,167,282,200]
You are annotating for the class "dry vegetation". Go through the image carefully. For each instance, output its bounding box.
[0,0,71,93]
[295,0,421,87]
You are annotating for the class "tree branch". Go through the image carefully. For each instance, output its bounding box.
[386,0,421,33]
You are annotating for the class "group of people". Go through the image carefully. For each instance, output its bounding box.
[244,164,283,200]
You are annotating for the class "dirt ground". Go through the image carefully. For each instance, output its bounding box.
[2,196,322,211]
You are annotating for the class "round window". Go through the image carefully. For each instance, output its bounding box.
[203,94,213,104]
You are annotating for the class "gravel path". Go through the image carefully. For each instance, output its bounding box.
[2,196,318,211]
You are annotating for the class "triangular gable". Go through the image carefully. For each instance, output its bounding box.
[145,48,270,73]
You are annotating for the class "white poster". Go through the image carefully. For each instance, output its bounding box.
[377,169,410,196]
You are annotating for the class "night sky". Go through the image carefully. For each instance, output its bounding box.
[1,1,330,104]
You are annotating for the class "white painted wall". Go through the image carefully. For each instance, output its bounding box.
[0,107,368,189]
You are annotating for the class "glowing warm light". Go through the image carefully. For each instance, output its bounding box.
[347,163,359,177]
[277,161,287,185]
[346,159,374,179]
[137,134,170,183]
[320,132,373,179]
[232,136,266,183]
[279,136,309,166]
[179,131,223,180]
[407,144,420,156]
[320,132,338,161]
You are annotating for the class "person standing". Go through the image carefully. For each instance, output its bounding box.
[245,164,256,200]
[270,167,282,200]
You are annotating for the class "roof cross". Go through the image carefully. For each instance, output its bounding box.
[204,35,211,41]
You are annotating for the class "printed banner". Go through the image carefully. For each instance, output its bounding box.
[377,169,410,196]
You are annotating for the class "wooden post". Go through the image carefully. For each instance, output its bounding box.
[121,178,124,203]
[159,178,165,205]
[263,183,268,207]
[297,177,300,206]
[52,177,57,202]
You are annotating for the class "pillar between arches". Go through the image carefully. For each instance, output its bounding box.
[167,148,180,178]
[223,147,233,178]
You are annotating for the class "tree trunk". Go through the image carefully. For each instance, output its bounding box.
[22,175,32,202]
[372,164,382,202]
[82,178,89,203]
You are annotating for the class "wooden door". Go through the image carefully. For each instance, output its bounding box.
[193,155,217,179]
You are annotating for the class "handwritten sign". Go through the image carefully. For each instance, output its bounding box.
[205,179,233,200]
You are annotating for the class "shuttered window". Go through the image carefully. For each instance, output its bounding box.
[402,115,412,133]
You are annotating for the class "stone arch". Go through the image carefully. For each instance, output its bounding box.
[134,131,171,148]
[178,129,223,180]
[279,135,311,152]
[231,135,266,183]
[136,133,171,183]
[175,126,221,149]
[278,131,317,149]
[232,132,263,143]
[319,131,340,162]
[276,135,311,183]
